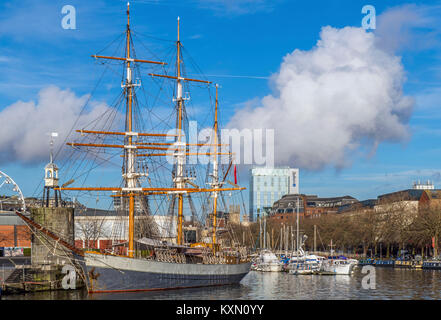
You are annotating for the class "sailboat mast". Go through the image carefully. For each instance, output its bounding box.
[211,84,219,252]
[125,2,136,258]
[296,197,299,256]
[176,17,185,245]
[263,212,267,249]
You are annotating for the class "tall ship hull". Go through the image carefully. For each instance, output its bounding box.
[84,253,251,293]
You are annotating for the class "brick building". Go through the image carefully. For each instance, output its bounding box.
[269,194,357,221]
[0,211,31,248]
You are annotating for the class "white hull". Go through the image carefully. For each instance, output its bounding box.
[252,250,283,272]
[321,260,355,275]
[288,266,315,275]
[287,262,320,275]
[252,263,283,272]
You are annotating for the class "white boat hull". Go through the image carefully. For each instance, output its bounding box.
[321,260,355,275]
[252,263,283,272]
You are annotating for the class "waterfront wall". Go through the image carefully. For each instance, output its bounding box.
[30,207,75,266]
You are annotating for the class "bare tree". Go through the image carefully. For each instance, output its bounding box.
[409,202,441,257]
[75,218,107,250]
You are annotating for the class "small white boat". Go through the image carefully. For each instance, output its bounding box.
[288,262,317,275]
[347,258,359,266]
[284,245,324,274]
[286,255,322,272]
[320,257,355,275]
[252,250,283,272]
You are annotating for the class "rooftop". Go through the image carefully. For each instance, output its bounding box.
[377,189,426,202]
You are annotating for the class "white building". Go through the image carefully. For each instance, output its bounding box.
[413,180,435,190]
[249,166,299,222]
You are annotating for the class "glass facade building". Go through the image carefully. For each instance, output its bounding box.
[249,166,299,222]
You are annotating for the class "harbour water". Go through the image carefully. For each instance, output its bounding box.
[3,267,441,300]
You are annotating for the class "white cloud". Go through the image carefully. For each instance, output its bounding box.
[375,4,441,53]
[0,86,117,164]
[228,26,414,170]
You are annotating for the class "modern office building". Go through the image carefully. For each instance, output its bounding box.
[249,166,299,222]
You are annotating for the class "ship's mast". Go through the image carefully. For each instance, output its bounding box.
[211,84,220,252]
[296,196,299,257]
[124,2,137,258]
[175,17,186,245]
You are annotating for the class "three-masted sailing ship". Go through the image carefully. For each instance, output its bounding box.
[45,3,251,293]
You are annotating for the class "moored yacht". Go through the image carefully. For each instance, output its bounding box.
[285,249,324,274]
[251,250,284,272]
[320,256,356,275]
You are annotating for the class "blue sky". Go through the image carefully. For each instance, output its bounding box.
[1,0,441,210]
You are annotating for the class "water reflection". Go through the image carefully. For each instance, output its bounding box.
[4,268,441,300]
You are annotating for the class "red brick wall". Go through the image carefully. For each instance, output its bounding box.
[0,225,31,247]
[305,207,326,217]
[75,239,126,254]
[269,207,328,221]
[269,213,298,221]
[74,240,84,248]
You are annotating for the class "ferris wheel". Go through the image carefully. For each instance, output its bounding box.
[0,170,26,212]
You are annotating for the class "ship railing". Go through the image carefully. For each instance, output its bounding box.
[135,247,249,265]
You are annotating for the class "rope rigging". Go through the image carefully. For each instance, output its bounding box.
[34,18,248,252]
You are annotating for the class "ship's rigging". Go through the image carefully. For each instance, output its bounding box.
[49,3,247,256]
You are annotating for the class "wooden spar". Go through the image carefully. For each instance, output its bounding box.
[222,158,233,182]
[57,187,122,191]
[110,192,168,197]
[75,129,177,137]
[135,142,228,147]
[67,142,174,151]
[135,142,178,146]
[170,186,247,193]
[148,73,211,84]
[131,152,233,157]
[91,55,166,65]
[225,180,240,188]
[56,186,245,193]
[109,186,245,197]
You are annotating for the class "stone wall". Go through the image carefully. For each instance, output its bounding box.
[30,207,74,266]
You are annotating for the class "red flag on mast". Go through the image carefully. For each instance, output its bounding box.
[234,164,237,184]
